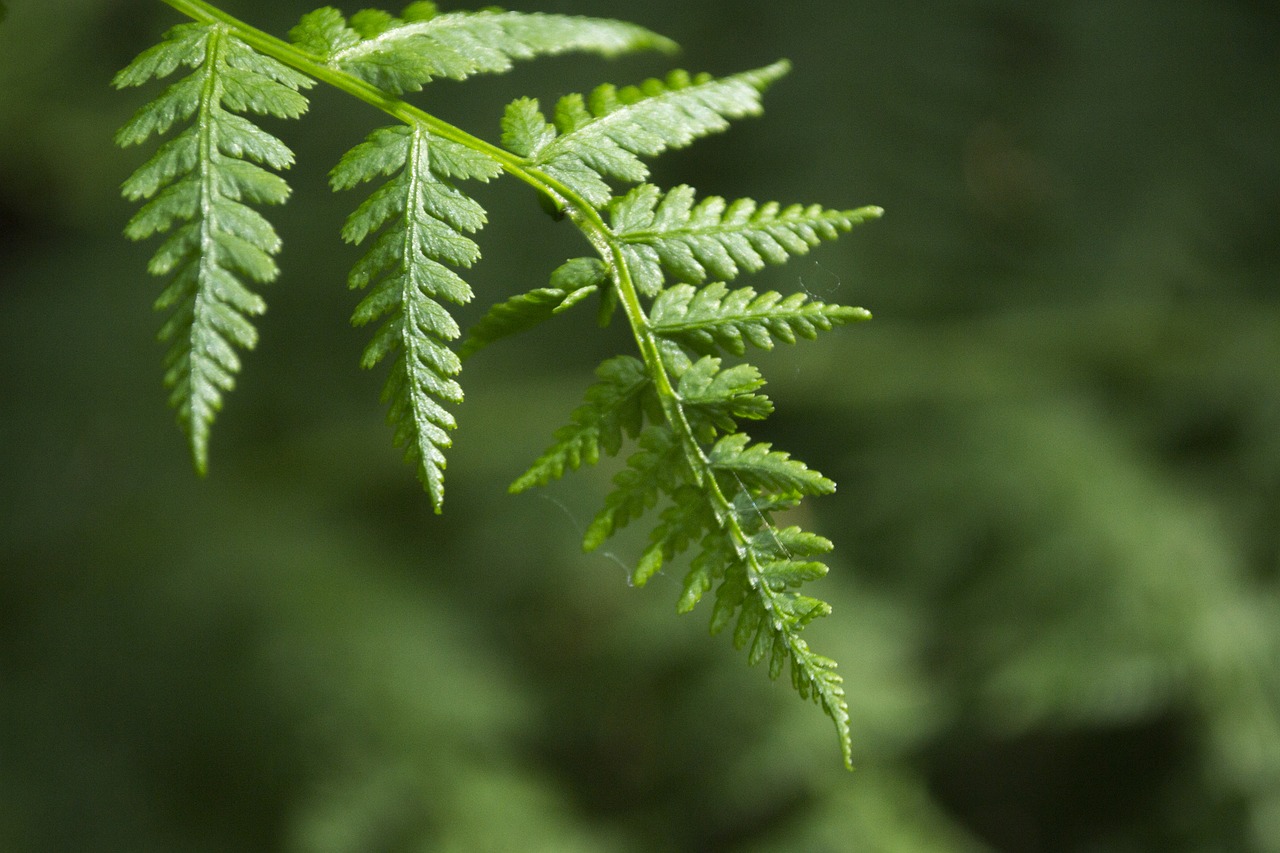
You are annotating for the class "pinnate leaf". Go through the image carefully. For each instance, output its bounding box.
[501,97,557,158]
[528,63,791,207]
[611,183,882,296]
[334,121,487,511]
[459,257,606,359]
[634,485,714,588]
[709,432,835,497]
[675,356,773,434]
[650,282,870,357]
[118,3,873,769]
[510,355,652,493]
[114,24,310,473]
[582,426,681,550]
[290,4,677,93]
[112,23,209,90]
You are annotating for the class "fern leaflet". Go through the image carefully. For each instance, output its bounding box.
[650,281,870,356]
[612,183,883,297]
[676,356,774,435]
[505,63,791,207]
[458,257,607,359]
[289,3,677,93]
[331,122,495,511]
[699,479,851,764]
[115,22,312,473]
[509,355,653,493]
[581,425,683,550]
[707,432,836,497]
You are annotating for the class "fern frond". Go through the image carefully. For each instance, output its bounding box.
[650,282,870,356]
[458,257,606,359]
[514,63,790,207]
[612,183,883,296]
[509,355,652,493]
[519,348,851,761]
[332,122,491,511]
[289,3,677,94]
[119,0,876,770]
[114,23,312,473]
[663,474,850,764]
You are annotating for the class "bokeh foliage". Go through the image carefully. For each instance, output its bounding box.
[1,0,1277,850]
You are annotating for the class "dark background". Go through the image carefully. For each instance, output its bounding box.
[2,1,1278,850]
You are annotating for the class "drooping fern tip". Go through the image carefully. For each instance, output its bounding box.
[116,0,881,768]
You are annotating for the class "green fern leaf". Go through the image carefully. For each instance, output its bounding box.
[112,24,208,93]
[427,135,505,183]
[710,503,852,765]
[500,97,557,159]
[114,23,312,473]
[751,525,832,590]
[676,532,727,614]
[582,425,681,551]
[523,63,790,207]
[457,289,563,356]
[521,347,850,762]
[675,356,773,435]
[788,643,852,768]
[708,432,836,497]
[290,3,677,94]
[757,557,830,589]
[510,355,652,493]
[332,122,489,511]
[751,523,834,559]
[650,281,871,357]
[634,484,715,588]
[459,257,606,358]
[611,183,882,296]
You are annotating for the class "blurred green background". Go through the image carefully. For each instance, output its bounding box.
[2,0,1278,850]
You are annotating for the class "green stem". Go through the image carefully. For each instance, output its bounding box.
[161,0,537,184]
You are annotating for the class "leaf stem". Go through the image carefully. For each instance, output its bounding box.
[161,1,542,179]
[160,0,705,464]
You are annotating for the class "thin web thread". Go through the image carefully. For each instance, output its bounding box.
[797,259,843,301]
[730,470,795,561]
[537,492,645,586]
